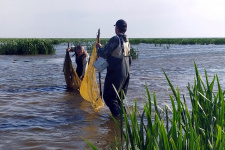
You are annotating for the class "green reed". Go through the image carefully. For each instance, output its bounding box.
[2,37,224,55]
[130,46,138,59]
[0,38,139,57]
[129,38,225,45]
[48,38,225,45]
[85,62,225,149]
[0,39,55,55]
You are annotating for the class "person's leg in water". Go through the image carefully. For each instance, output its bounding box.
[103,93,121,117]
[118,74,130,114]
[104,77,130,116]
[103,72,130,116]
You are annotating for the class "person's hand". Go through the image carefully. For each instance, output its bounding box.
[96,43,102,49]
[67,48,71,52]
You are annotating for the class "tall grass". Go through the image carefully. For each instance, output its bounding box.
[2,37,225,55]
[86,62,225,149]
[129,38,225,45]
[0,39,55,55]
[0,38,139,57]
[40,38,225,45]
[130,46,138,59]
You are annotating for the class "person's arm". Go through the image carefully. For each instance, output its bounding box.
[80,55,89,79]
[67,46,76,52]
[97,36,119,59]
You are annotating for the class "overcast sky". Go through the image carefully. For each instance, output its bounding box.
[1,0,225,38]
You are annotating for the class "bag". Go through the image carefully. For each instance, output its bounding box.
[93,57,109,72]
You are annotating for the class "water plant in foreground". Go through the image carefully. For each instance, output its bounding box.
[85,62,225,149]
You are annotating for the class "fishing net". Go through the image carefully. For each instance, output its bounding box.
[80,39,104,112]
[63,51,81,90]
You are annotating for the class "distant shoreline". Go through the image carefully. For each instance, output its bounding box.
[1,37,225,45]
[1,38,225,55]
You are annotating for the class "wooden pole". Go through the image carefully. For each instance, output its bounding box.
[97,29,102,98]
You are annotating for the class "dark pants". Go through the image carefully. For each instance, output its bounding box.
[103,74,130,116]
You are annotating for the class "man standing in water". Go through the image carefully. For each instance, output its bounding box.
[96,19,131,116]
[67,45,89,80]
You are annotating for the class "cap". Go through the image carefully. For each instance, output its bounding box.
[114,19,127,33]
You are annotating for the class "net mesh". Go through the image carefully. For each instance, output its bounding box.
[80,39,104,112]
[63,51,81,90]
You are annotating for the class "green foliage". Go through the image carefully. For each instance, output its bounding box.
[2,37,225,55]
[130,46,138,59]
[85,62,225,150]
[129,38,225,45]
[0,39,55,55]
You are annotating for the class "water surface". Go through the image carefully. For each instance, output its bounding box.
[1,43,225,149]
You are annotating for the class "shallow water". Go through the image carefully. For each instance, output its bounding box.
[1,43,225,149]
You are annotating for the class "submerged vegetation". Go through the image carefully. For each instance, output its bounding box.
[86,62,225,149]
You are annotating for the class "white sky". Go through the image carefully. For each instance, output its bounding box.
[1,0,225,38]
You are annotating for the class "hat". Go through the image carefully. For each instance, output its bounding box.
[114,19,127,33]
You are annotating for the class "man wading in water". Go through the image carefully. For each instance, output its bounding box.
[96,19,131,116]
[67,45,89,80]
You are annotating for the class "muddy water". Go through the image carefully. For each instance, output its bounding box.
[1,43,225,149]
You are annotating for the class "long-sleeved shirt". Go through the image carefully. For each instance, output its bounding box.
[80,54,89,78]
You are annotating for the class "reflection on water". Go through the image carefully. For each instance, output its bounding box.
[1,43,225,149]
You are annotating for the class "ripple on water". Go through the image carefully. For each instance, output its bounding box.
[1,44,225,149]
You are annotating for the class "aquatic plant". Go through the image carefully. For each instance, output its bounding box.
[129,38,225,45]
[55,38,225,45]
[130,46,138,59]
[1,38,225,55]
[0,39,55,55]
[85,62,225,149]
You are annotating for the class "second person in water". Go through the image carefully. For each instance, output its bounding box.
[67,45,89,80]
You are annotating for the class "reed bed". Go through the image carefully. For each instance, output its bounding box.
[0,39,55,55]
[129,38,225,45]
[52,38,225,45]
[2,37,224,56]
[38,38,225,45]
[86,62,225,149]
[0,38,138,58]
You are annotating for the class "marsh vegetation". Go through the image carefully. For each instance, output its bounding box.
[0,38,139,59]
[0,39,55,55]
[87,63,225,149]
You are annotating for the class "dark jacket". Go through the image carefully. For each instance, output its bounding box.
[97,33,131,108]
[75,51,89,78]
